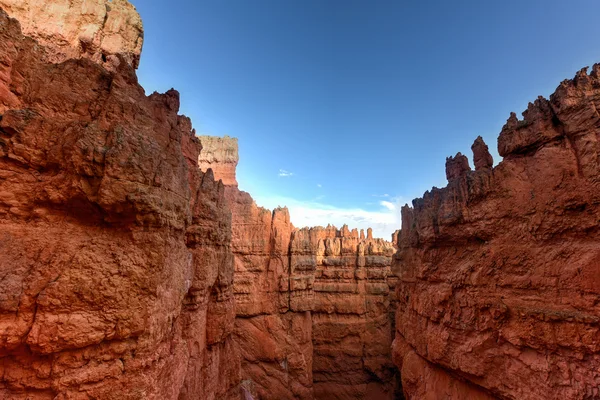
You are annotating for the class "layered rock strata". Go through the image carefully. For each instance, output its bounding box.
[0,0,143,70]
[236,219,399,400]
[0,7,239,399]
[393,66,600,399]
[306,226,399,399]
[197,136,400,399]
[197,135,239,187]
[225,187,313,399]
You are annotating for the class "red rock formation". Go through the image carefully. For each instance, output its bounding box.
[197,135,239,187]
[196,134,401,399]
[393,65,600,399]
[445,152,471,182]
[0,7,239,399]
[0,0,144,70]
[306,226,399,399]
[225,186,314,400]
[471,136,493,171]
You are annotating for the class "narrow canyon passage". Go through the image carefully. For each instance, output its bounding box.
[210,151,401,399]
[1,1,600,400]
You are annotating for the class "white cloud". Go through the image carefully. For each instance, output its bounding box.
[252,194,404,240]
[317,184,322,188]
[278,169,293,177]
[371,193,390,198]
[379,200,396,211]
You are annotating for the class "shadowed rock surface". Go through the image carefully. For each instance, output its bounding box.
[0,7,239,399]
[392,65,600,399]
[197,167,401,399]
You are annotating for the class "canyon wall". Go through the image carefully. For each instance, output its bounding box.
[0,5,239,399]
[0,0,144,70]
[307,226,399,399]
[197,135,239,187]
[392,66,600,399]
[198,139,400,399]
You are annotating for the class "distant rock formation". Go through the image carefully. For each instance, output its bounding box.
[9,0,600,399]
[303,226,399,399]
[393,65,600,399]
[0,0,143,69]
[197,135,239,186]
[212,175,401,399]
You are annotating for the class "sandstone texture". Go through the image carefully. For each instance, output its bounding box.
[393,65,600,399]
[225,186,313,400]
[0,0,143,70]
[0,7,239,399]
[198,135,239,187]
[306,226,399,399]
[222,181,400,400]
[196,131,402,399]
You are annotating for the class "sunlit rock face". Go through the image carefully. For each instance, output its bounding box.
[210,178,401,399]
[393,66,600,399]
[0,5,239,399]
[0,0,143,70]
[306,226,400,400]
[197,135,239,187]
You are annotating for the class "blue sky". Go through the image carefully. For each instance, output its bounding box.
[131,0,600,239]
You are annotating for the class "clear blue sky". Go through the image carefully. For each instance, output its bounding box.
[130,0,600,239]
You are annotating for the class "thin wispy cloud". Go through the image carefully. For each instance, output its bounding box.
[379,200,396,211]
[278,169,294,177]
[371,193,390,198]
[317,184,322,188]
[253,194,404,240]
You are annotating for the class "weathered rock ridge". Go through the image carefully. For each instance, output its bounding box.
[0,8,238,399]
[0,0,143,70]
[222,185,400,399]
[194,135,401,399]
[0,2,401,398]
[197,135,239,187]
[393,66,600,399]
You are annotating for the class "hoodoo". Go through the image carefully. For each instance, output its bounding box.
[198,137,400,399]
[2,0,600,399]
[392,66,600,399]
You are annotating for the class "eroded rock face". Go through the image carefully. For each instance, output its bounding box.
[0,8,238,399]
[393,65,600,399]
[224,186,314,400]
[196,131,402,399]
[305,226,399,400]
[198,135,239,187]
[0,0,143,70]
[220,182,400,400]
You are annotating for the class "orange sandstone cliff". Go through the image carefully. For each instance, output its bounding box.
[7,0,600,399]
[0,5,239,399]
[198,139,400,399]
[0,0,143,70]
[197,135,239,187]
[392,66,600,399]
